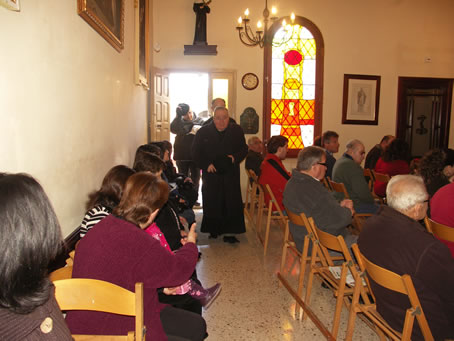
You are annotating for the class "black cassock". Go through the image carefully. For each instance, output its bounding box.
[192,122,248,236]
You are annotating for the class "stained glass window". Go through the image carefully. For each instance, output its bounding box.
[271,24,316,149]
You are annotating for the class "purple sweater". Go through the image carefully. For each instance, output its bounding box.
[65,215,198,340]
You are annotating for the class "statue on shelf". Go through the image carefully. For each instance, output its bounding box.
[193,0,211,45]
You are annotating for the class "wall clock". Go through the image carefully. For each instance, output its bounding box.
[241,73,259,90]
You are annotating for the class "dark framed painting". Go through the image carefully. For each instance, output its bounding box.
[135,0,149,89]
[77,0,125,52]
[342,74,381,125]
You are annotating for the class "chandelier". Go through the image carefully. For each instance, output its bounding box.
[236,0,295,48]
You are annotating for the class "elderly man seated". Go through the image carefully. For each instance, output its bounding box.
[359,175,454,341]
[283,146,356,252]
[245,136,264,177]
[332,139,378,213]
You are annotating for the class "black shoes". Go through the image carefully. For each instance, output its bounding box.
[223,236,240,244]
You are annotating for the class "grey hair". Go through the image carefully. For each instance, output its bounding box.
[247,136,260,146]
[346,139,363,152]
[386,175,428,212]
[213,106,228,117]
[296,146,325,171]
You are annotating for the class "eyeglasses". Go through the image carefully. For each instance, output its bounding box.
[317,162,327,167]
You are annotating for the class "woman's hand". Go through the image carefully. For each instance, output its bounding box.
[186,223,197,244]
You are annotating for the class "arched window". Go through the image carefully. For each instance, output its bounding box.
[263,16,324,157]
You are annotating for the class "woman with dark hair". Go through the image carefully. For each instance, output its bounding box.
[373,138,411,197]
[79,165,135,238]
[419,149,450,197]
[66,172,207,340]
[0,173,72,340]
[259,135,291,211]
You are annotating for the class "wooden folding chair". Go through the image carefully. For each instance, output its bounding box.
[49,265,73,281]
[371,170,390,203]
[302,218,366,339]
[345,244,434,341]
[322,176,332,191]
[424,217,454,242]
[328,179,372,233]
[245,169,261,230]
[244,168,255,224]
[257,183,288,256]
[364,168,375,192]
[54,279,146,341]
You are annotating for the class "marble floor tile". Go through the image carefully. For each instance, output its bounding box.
[194,210,379,340]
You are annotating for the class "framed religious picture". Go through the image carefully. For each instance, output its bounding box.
[135,0,149,89]
[0,0,20,11]
[342,74,381,125]
[77,0,125,52]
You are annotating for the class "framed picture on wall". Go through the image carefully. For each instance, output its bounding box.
[135,0,150,89]
[0,0,20,11]
[342,74,381,125]
[77,0,125,52]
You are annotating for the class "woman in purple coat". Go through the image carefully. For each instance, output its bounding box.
[66,172,206,341]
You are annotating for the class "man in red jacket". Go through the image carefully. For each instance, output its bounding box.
[259,135,291,212]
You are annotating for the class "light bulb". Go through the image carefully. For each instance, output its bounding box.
[271,6,277,15]
[282,19,286,27]
[257,20,262,29]
[244,8,249,18]
[238,16,242,24]
[291,12,295,22]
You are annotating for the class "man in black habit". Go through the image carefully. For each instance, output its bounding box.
[192,106,248,243]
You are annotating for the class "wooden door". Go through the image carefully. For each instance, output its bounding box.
[151,68,171,142]
[396,77,452,157]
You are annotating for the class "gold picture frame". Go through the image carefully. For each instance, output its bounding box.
[135,0,150,89]
[0,0,20,11]
[77,0,125,52]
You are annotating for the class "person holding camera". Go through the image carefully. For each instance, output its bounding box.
[171,103,204,206]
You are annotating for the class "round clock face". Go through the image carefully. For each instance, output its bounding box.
[242,73,259,90]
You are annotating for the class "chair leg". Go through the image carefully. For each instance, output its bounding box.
[345,274,362,341]
[302,246,318,321]
[263,203,273,256]
[331,263,348,339]
[295,235,309,318]
[280,223,290,274]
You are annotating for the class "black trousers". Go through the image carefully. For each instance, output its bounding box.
[160,305,207,341]
[176,161,200,195]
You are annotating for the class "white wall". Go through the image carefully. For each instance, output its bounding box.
[0,1,150,236]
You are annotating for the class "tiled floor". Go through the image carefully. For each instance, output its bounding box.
[194,210,379,340]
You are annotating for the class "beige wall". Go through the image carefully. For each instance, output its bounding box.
[0,1,150,236]
[153,0,454,192]
[153,0,454,150]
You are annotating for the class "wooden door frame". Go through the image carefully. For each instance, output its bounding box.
[263,16,324,158]
[396,77,453,150]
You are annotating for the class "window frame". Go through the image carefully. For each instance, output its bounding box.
[263,16,324,157]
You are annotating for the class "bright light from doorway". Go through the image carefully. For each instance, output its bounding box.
[169,73,209,120]
[212,79,229,108]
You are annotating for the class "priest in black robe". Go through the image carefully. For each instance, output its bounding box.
[192,106,248,241]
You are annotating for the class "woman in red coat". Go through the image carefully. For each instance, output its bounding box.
[259,135,291,211]
[374,138,410,198]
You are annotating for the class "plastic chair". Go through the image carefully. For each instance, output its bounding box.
[345,244,434,341]
[54,278,145,341]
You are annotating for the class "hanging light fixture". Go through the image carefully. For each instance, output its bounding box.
[236,0,295,48]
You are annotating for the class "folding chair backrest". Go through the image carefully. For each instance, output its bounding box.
[264,183,286,218]
[49,265,73,282]
[329,180,350,199]
[354,247,434,341]
[54,279,145,341]
[363,168,375,191]
[372,170,391,184]
[424,217,454,242]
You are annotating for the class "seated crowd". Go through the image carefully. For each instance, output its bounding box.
[1,123,454,340]
[246,131,454,339]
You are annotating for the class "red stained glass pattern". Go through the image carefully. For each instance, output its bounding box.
[284,50,302,66]
[271,25,316,150]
